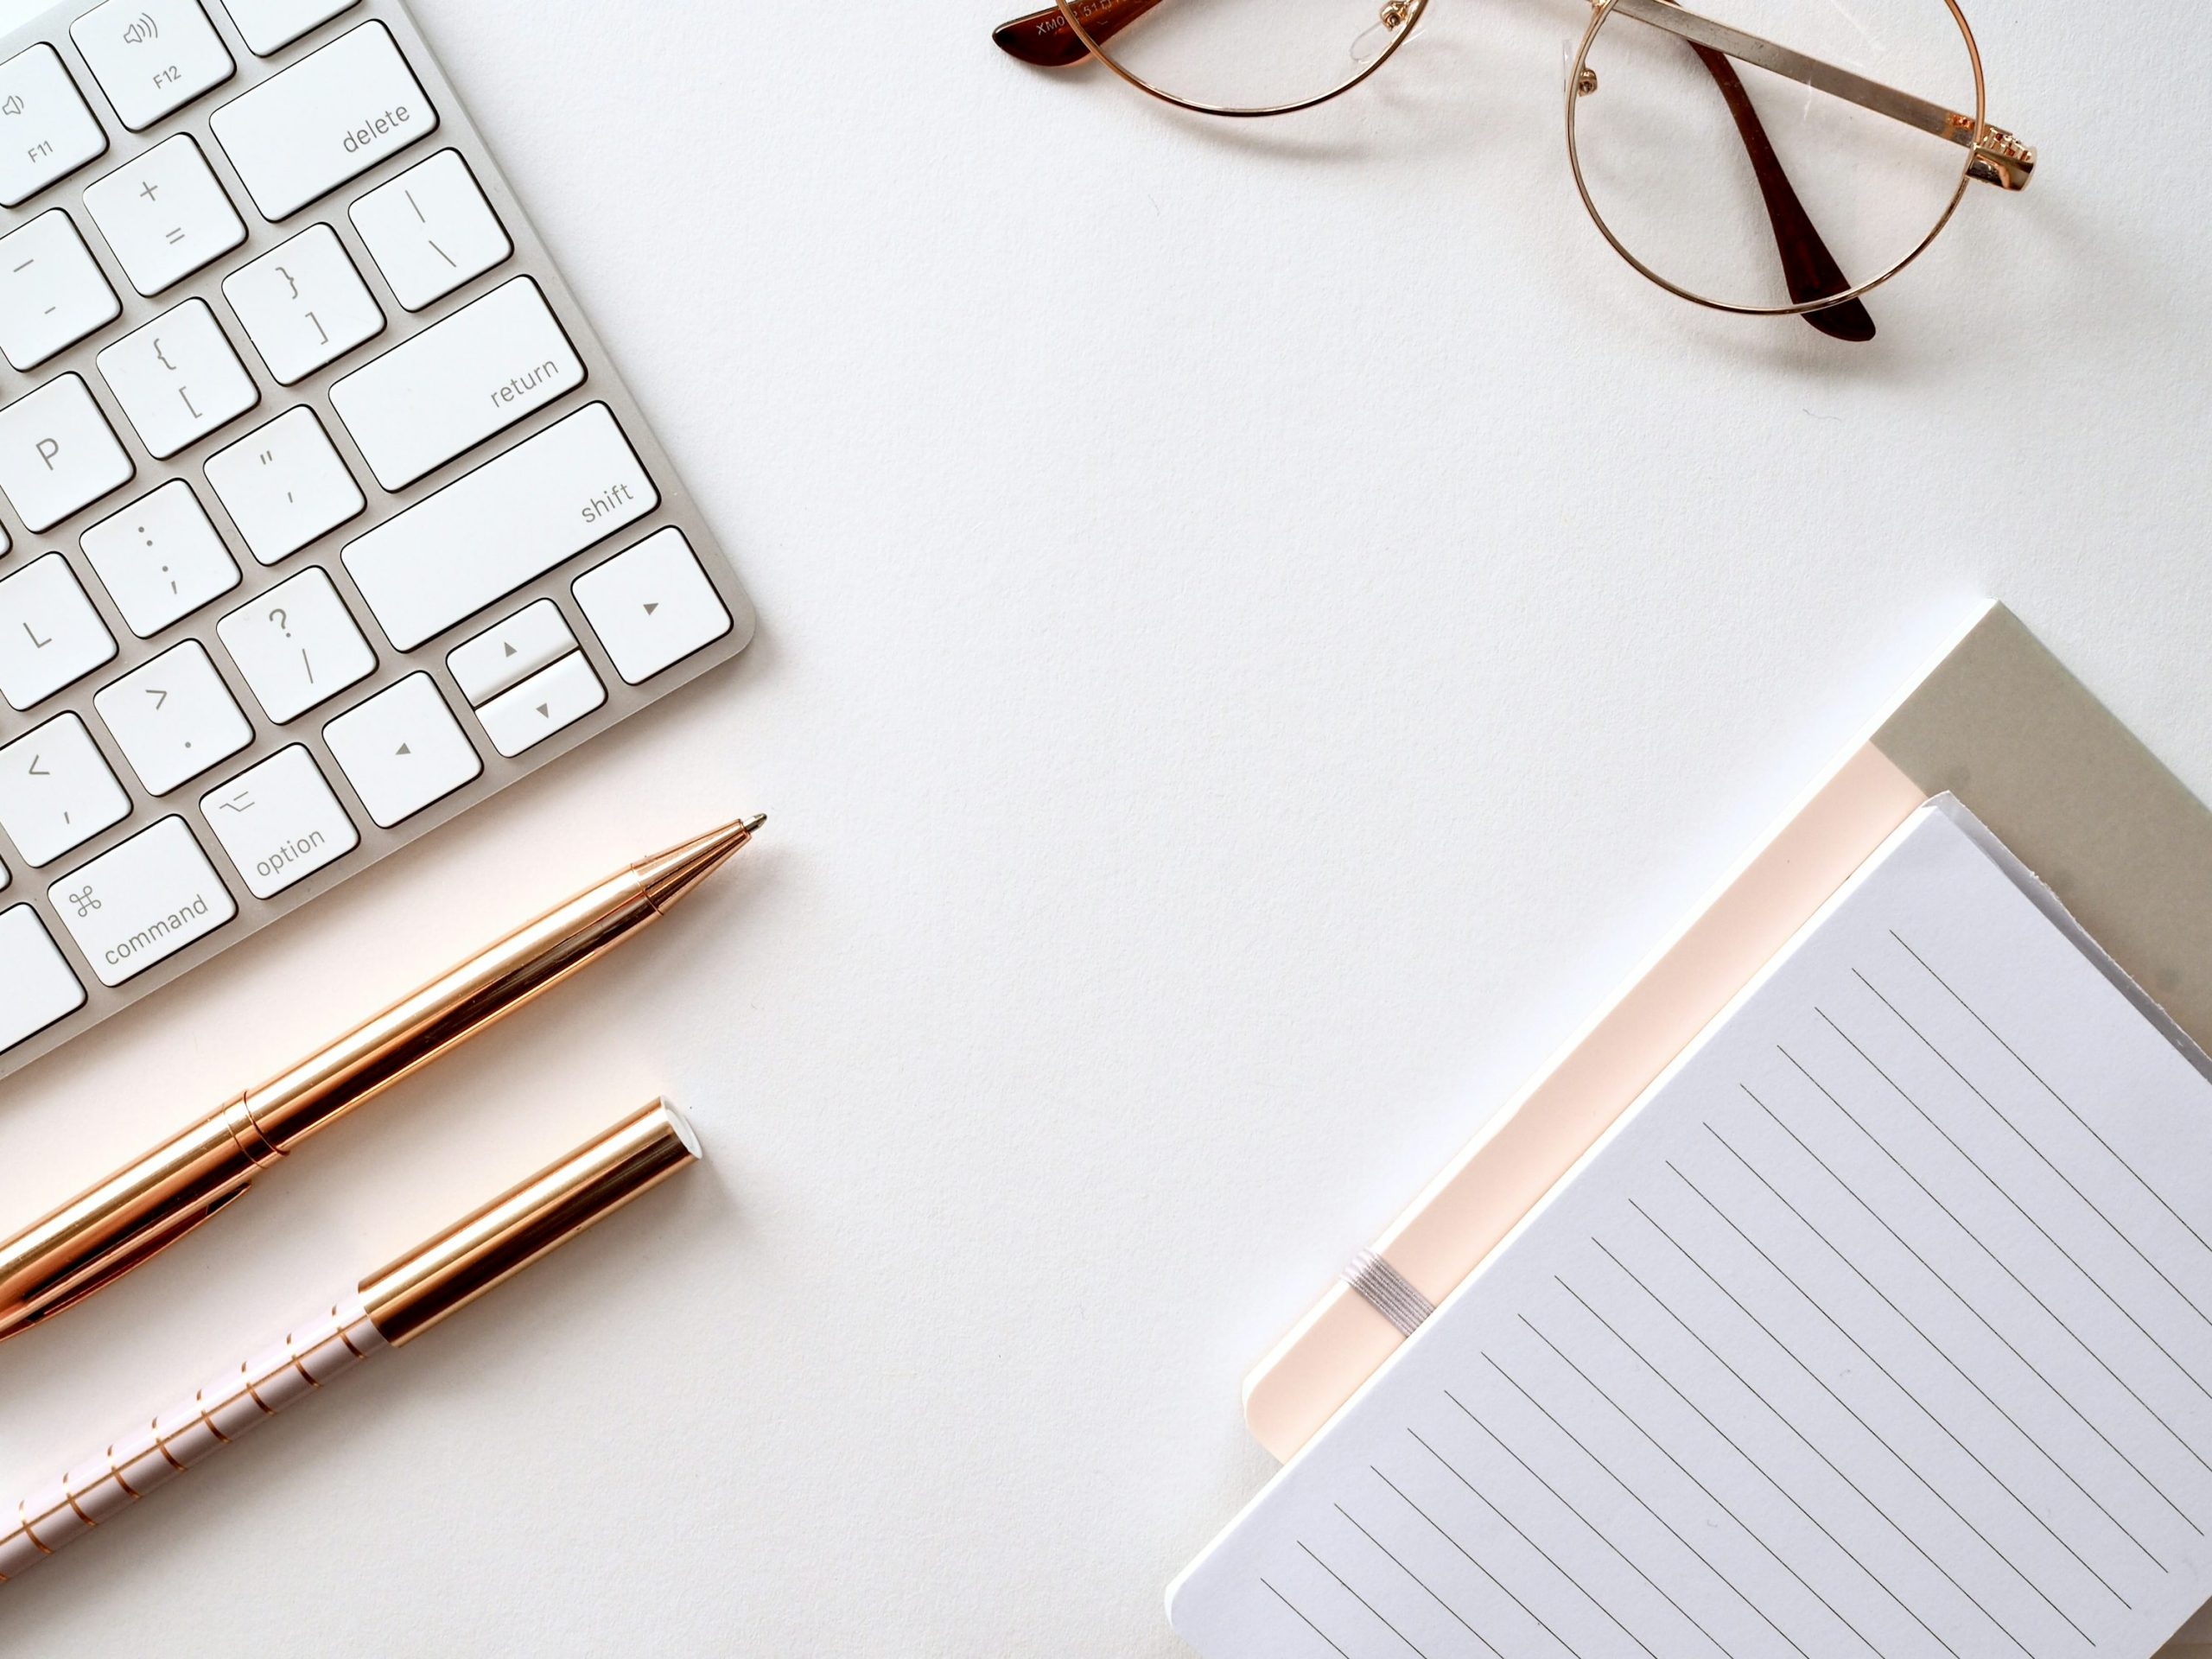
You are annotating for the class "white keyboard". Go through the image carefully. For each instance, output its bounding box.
[0,0,755,1081]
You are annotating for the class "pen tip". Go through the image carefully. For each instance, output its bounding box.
[637,814,766,914]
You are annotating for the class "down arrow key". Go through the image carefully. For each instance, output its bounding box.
[473,651,606,760]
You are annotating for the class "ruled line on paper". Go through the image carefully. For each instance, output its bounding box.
[1558,1270,1967,1659]
[1743,1080,2188,1559]
[1481,1350,1819,1659]
[1262,1578,1352,1658]
[1297,1539,1433,1659]
[1779,1043,2212,1492]
[1370,1464,1586,1657]
[1641,1166,2102,1642]
[1444,1389,1738,1658]
[1708,1111,2144,1598]
[1410,1426,1663,1659]
[1818,1007,2212,1417]
[1892,929,2212,1271]
[1856,963,2212,1336]
[1333,1501,1507,1659]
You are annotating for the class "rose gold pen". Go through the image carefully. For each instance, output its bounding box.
[0,816,763,1343]
[0,1097,701,1585]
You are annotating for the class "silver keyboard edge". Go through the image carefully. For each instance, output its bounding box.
[0,0,757,1086]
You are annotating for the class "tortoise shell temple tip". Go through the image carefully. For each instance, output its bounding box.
[1688,43,1877,344]
[995,8,1092,67]
[995,0,1166,67]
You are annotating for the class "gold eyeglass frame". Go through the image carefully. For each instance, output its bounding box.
[1009,0,2037,323]
[1567,0,1984,317]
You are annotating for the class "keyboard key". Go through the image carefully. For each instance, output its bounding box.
[0,553,118,709]
[0,374,135,531]
[93,639,252,795]
[474,651,602,758]
[0,210,122,371]
[204,406,363,563]
[349,149,508,311]
[98,297,259,459]
[210,22,435,220]
[200,743,355,896]
[72,0,235,131]
[574,528,733,684]
[223,223,385,385]
[50,815,236,986]
[329,276,582,490]
[82,480,242,636]
[322,671,478,828]
[0,905,86,1052]
[447,598,575,706]
[0,46,108,207]
[344,403,655,651]
[220,0,357,56]
[0,711,130,866]
[215,563,373,721]
[82,134,245,296]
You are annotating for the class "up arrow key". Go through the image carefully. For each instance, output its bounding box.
[396,743,411,756]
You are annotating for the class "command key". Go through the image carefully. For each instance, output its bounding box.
[50,817,238,987]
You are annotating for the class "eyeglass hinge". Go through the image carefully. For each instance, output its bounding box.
[1959,118,2037,191]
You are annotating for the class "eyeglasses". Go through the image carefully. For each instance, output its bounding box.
[991,0,2037,341]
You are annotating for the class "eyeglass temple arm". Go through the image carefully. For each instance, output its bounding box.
[1606,0,2035,189]
[994,0,1161,67]
[1684,41,1874,340]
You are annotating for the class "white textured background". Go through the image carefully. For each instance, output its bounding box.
[0,0,2207,1654]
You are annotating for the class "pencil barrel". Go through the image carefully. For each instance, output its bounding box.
[0,1299,385,1585]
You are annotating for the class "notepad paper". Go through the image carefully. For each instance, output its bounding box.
[1172,798,2212,1659]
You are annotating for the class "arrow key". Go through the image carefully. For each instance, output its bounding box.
[572,527,731,686]
[446,597,575,707]
[322,671,480,828]
[473,650,603,759]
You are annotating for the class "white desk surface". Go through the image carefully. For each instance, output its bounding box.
[0,1,2206,1653]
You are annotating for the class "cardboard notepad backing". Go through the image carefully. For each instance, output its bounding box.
[1241,603,2212,1652]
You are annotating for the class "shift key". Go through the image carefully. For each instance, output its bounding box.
[210,22,435,220]
[50,817,238,988]
[344,403,658,651]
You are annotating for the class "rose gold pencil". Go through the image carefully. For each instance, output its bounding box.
[0,816,763,1343]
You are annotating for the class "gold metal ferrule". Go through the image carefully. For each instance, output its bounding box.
[359,1099,701,1345]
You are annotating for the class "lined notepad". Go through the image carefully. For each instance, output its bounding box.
[1172,799,2212,1658]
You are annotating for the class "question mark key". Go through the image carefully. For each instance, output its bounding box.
[215,567,375,723]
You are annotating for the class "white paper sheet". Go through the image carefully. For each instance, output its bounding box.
[1173,799,2212,1659]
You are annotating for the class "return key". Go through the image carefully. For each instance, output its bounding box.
[329,276,586,491]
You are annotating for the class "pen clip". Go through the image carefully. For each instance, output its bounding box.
[13,1188,251,1333]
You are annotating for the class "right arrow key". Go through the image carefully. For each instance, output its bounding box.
[573,528,733,687]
